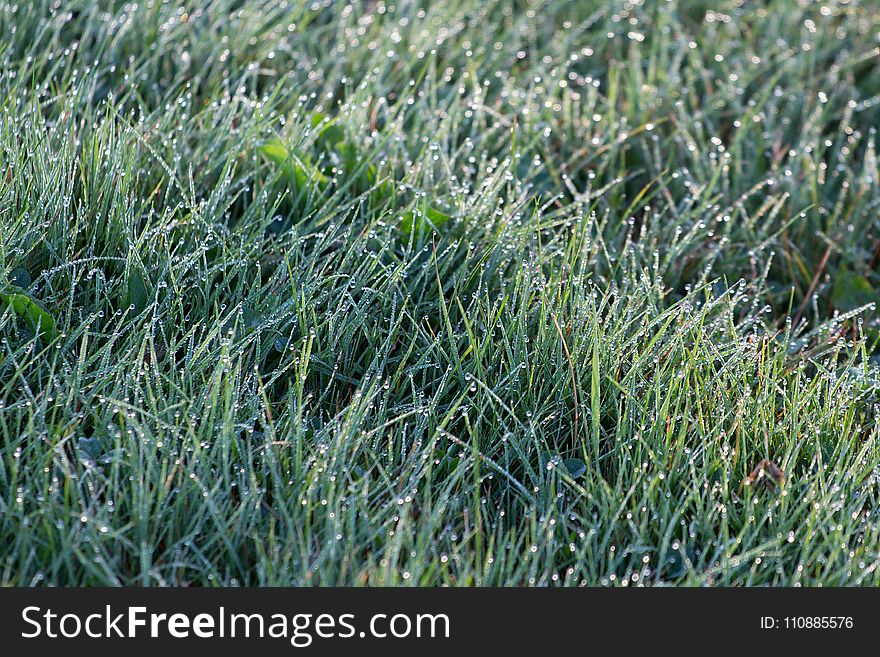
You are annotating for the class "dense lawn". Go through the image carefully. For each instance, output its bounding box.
[2,0,880,586]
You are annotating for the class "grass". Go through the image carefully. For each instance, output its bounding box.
[1,0,880,586]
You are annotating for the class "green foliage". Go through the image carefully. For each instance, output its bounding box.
[1,0,880,588]
[0,288,56,340]
[562,458,587,478]
[263,110,453,238]
[259,138,328,194]
[310,111,346,149]
[124,268,149,315]
[831,271,878,312]
[400,205,451,241]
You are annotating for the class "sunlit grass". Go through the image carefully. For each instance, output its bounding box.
[1,0,880,586]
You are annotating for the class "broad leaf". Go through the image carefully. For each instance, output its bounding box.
[9,267,31,289]
[562,458,587,478]
[259,138,328,193]
[400,205,451,241]
[125,268,149,314]
[831,271,878,312]
[310,112,346,149]
[0,289,57,339]
[334,140,376,194]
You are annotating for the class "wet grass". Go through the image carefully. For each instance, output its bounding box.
[2,0,880,586]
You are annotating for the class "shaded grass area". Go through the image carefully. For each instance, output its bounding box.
[1,0,880,585]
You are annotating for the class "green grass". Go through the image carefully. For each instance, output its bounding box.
[2,0,880,586]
